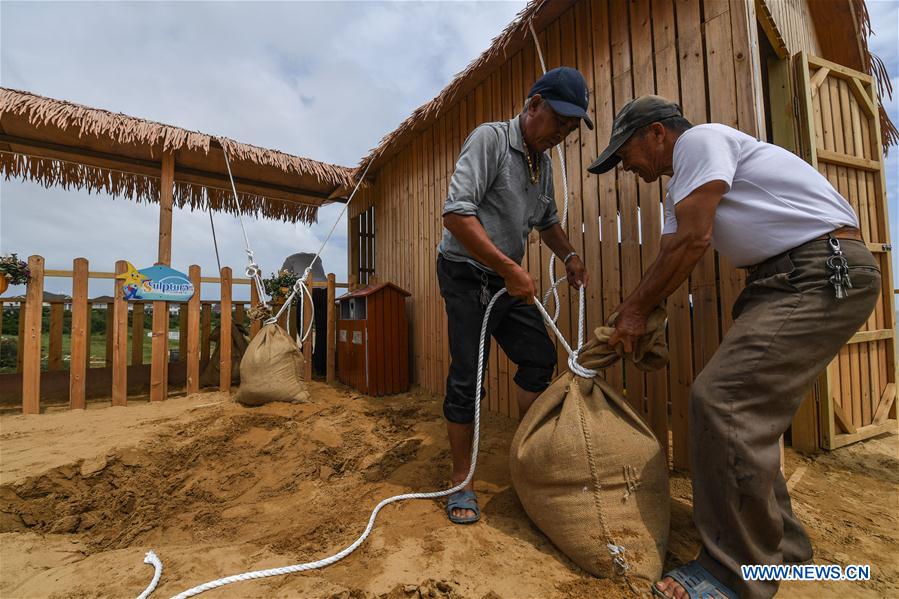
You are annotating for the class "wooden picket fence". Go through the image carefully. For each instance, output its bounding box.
[0,255,346,414]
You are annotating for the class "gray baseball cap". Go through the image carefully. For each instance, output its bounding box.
[587,95,682,174]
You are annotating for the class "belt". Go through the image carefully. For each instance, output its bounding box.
[812,226,863,242]
[745,227,863,277]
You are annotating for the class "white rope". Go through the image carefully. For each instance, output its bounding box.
[136,550,163,599]
[527,20,573,325]
[218,140,269,309]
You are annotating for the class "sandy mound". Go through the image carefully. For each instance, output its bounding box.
[0,382,896,598]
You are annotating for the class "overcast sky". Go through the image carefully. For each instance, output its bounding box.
[0,0,896,302]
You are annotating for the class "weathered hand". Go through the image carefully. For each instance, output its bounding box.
[565,255,588,289]
[607,303,648,354]
[502,264,537,303]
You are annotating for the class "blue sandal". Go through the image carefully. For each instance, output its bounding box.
[652,561,737,599]
[445,490,480,524]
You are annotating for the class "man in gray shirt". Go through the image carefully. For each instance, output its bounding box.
[437,67,590,524]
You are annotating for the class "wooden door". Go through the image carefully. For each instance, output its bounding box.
[793,52,897,449]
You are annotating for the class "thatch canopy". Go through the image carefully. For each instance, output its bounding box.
[0,88,356,224]
[355,0,895,178]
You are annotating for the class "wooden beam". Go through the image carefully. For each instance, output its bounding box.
[754,0,788,59]
[816,148,880,171]
[326,273,336,383]
[847,328,894,344]
[111,260,129,406]
[219,267,233,393]
[830,419,897,449]
[849,77,876,119]
[69,258,88,409]
[833,400,857,434]
[873,383,896,424]
[186,265,201,395]
[22,255,44,414]
[158,152,174,266]
[809,67,831,96]
[807,54,874,85]
[150,301,168,402]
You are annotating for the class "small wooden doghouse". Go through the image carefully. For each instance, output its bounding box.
[336,282,410,396]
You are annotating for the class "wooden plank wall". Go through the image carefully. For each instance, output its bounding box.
[762,0,822,56]
[349,0,777,466]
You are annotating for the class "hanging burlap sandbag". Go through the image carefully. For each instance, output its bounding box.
[236,323,310,406]
[200,323,250,388]
[510,308,670,592]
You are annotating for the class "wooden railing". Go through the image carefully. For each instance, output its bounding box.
[0,255,347,413]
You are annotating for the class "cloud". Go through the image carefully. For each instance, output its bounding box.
[0,0,528,299]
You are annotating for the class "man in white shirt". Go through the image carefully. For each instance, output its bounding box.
[588,95,881,599]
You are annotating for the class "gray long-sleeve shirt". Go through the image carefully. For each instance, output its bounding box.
[437,116,559,273]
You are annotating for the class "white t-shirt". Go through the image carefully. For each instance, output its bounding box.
[662,124,859,267]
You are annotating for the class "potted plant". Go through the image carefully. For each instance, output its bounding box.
[0,254,30,295]
[262,269,300,306]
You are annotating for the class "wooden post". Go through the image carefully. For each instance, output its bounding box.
[326,273,336,383]
[302,273,314,380]
[186,265,201,394]
[16,300,25,373]
[48,303,64,371]
[105,303,114,368]
[249,284,261,339]
[112,260,129,406]
[22,255,44,415]
[178,304,188,362]
[158,152,175,266]
[132,303,145,366]
[201,303,212,368]
[69,258,89,409]
[219,267,232,393]
[150,301,168,402]
[150,151,175,401]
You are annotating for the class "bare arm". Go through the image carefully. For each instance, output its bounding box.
[539,224,588,288]
[443,213,536,300]
[609,180,725,352]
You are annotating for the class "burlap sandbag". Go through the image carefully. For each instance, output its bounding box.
[510,308,670,590]
[200,323,250,387]
[236,323,310,406]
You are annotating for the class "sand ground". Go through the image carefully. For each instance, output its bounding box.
[1,382,896,598]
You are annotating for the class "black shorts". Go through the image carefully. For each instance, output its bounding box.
[437,255,556,424]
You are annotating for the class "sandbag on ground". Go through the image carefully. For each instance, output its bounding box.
[200,323,250,387]
[510,308,670,593]
[236,323,310,406]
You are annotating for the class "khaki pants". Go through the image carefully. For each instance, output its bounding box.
[691,239,880,599]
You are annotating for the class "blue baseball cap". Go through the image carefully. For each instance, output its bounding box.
[528,66,594,130]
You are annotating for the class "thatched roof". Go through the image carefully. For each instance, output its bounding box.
[356,0,895,177]
[0,88,356,224]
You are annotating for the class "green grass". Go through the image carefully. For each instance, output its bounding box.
[0,332,182,373]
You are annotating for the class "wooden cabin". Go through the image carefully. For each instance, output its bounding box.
[346,0,897,464]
